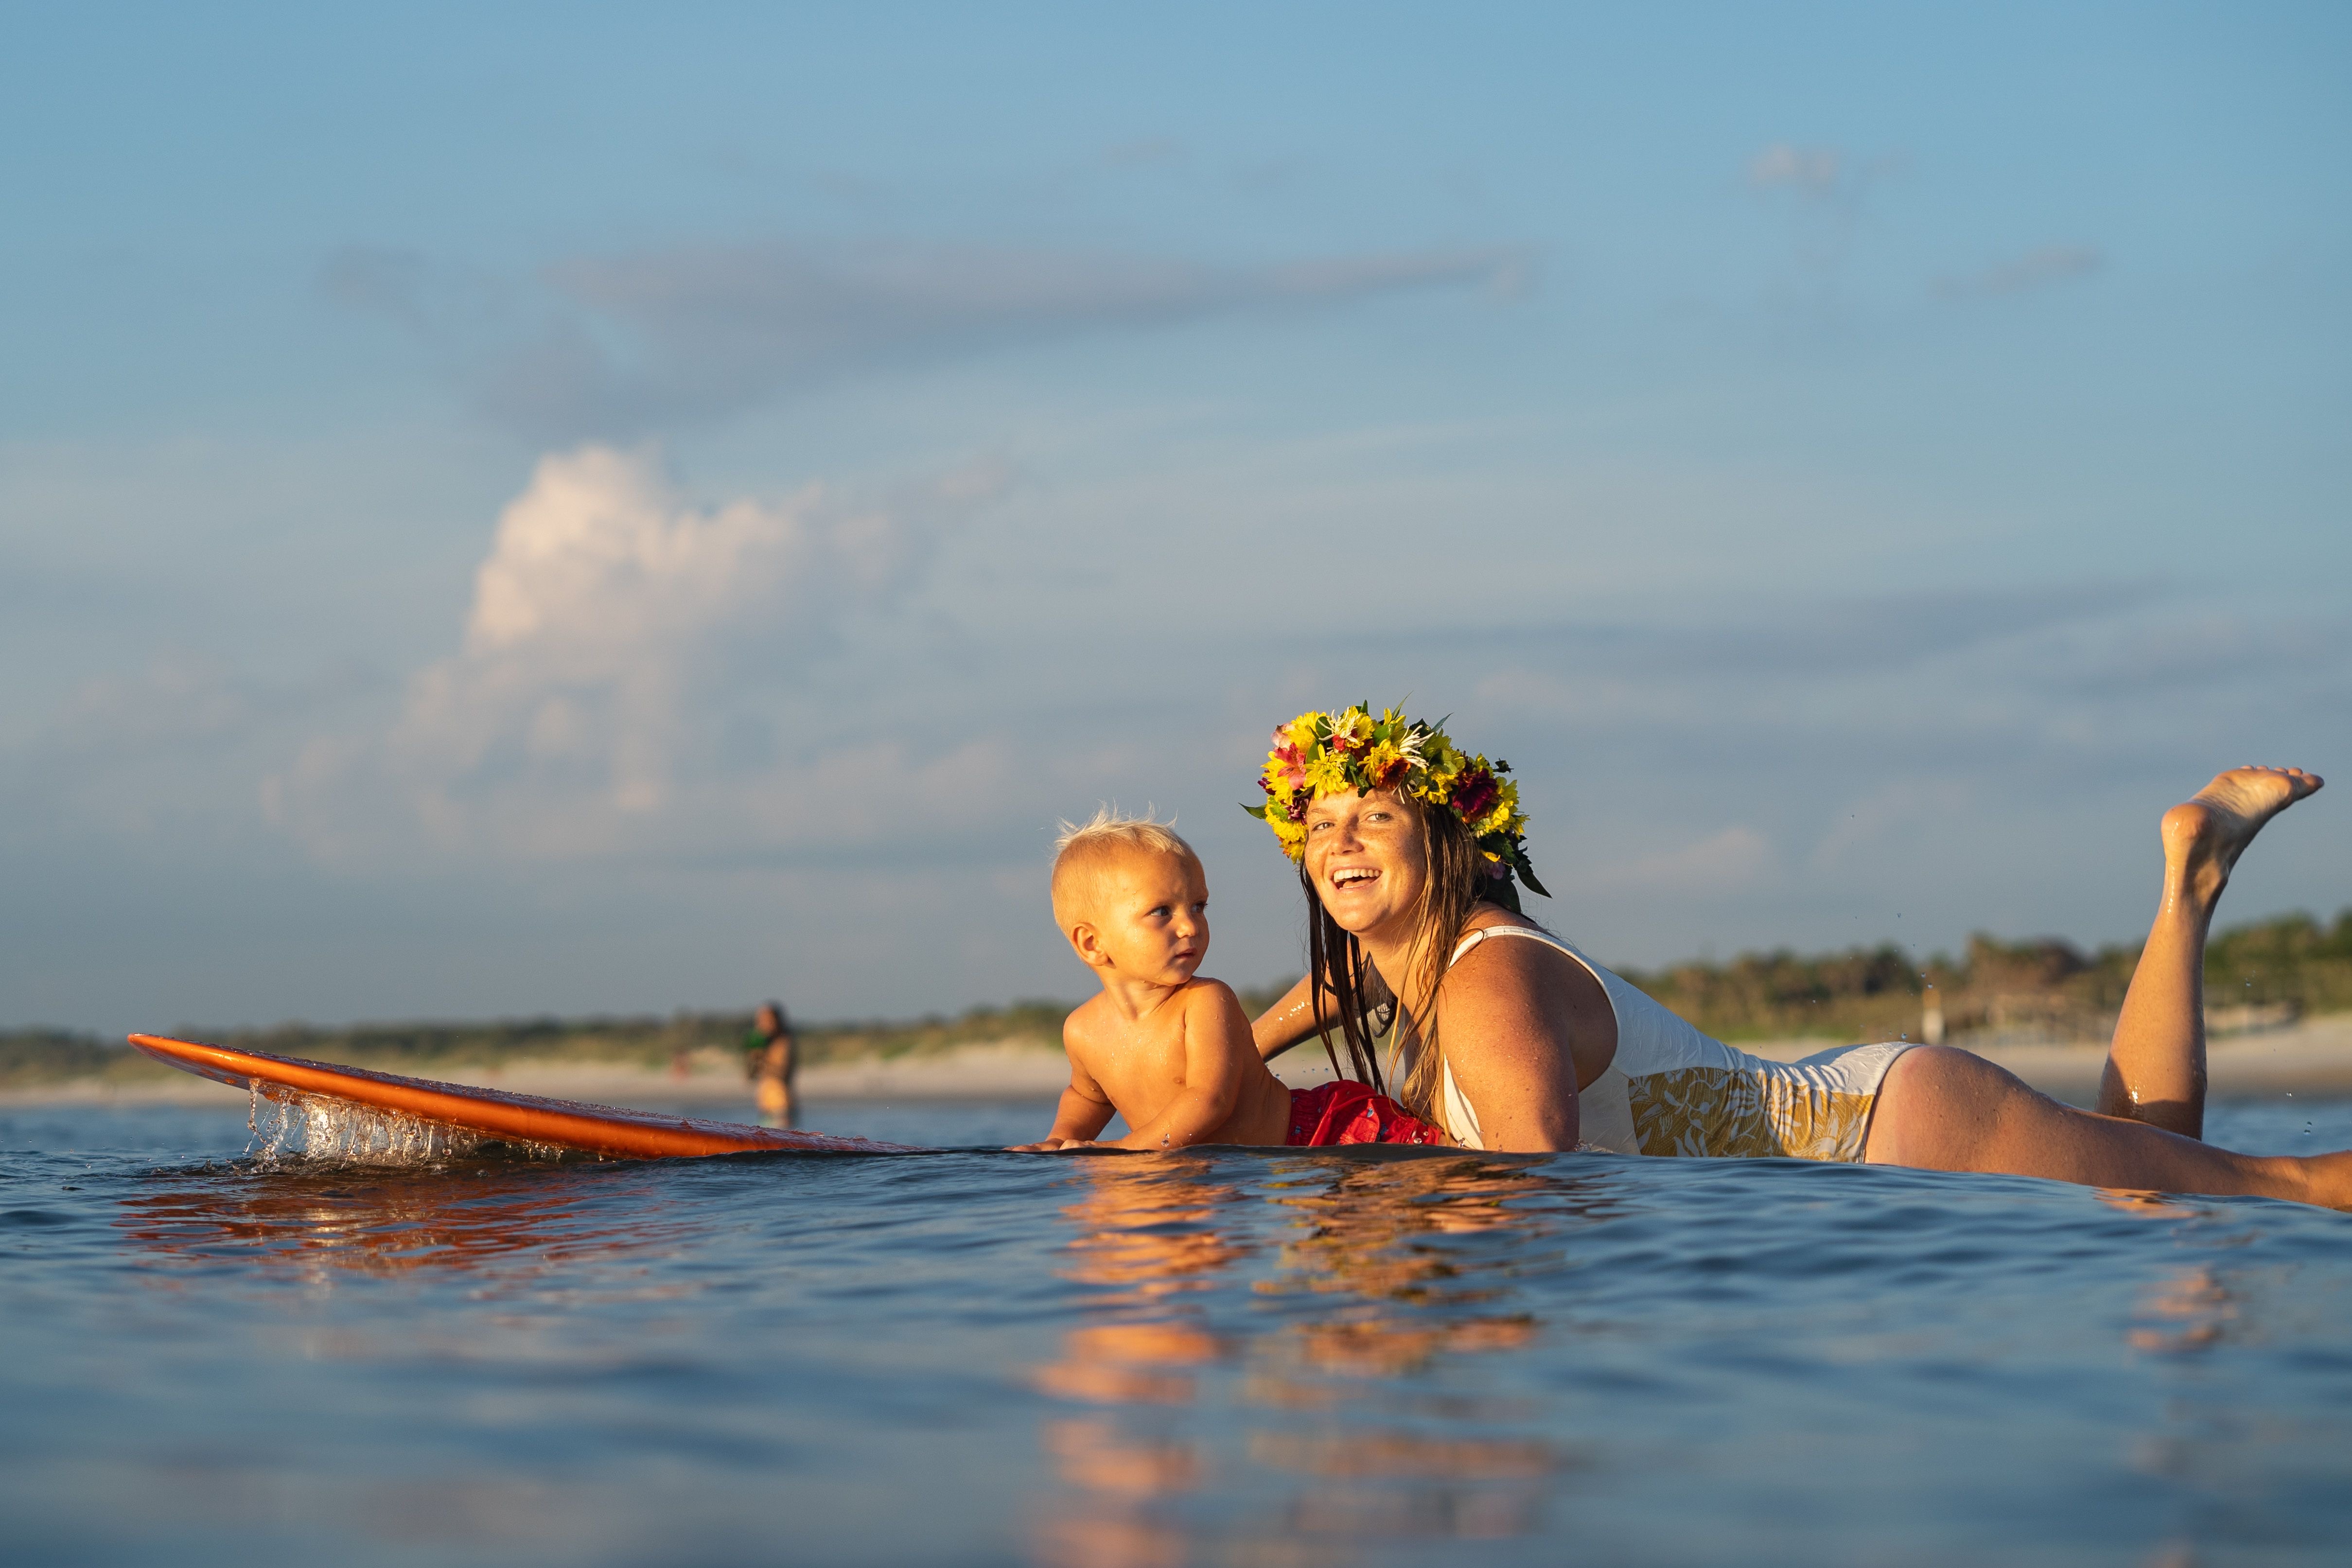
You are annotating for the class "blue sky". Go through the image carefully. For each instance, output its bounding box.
[4,2,2347,1033]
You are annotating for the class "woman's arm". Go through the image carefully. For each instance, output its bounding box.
[1250,970,1396,1062]
[1250,975,1320,1061]
[1431,938,1588,1152]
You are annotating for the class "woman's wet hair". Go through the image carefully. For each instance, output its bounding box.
[1301,793,1526,1119]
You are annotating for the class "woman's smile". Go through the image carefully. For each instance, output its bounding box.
[1303,790,1427,937]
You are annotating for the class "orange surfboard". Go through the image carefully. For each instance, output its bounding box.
[129,1033,922,1158]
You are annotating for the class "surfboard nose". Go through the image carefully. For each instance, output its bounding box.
[127,1032,921,1159]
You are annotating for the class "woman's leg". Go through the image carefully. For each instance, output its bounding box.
[1862,1044,2352,1207]
[2097,766,2322,1138]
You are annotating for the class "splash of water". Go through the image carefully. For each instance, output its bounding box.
[243,1083,571,1168]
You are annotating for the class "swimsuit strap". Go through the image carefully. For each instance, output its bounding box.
[1450,924,1574,964]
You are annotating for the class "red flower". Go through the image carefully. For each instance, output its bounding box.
[1450,766,1499,824]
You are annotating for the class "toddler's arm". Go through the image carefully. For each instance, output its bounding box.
[1012,1082,1117,1151]
[1105,984,1254,1152]
[1009,1040,1117,1151]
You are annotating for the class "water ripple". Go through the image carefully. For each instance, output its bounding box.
[1,1099,2347,1566]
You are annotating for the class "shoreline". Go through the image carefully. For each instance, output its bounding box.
[8,1016,2352,1112]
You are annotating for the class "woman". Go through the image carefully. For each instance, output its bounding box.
[1247,705,2352,1207]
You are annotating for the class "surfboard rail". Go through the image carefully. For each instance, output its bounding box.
[128,1033,921,1158]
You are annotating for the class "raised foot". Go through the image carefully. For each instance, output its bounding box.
[2160,766,2324,907]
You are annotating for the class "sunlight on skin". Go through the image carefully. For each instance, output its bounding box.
[1863,767,2352,1207]
[1297,789,1598,1153]
[1256,766,2352,1206]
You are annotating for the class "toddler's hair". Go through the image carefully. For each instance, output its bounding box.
[1051,807,1199,928]
[1054,805,1191,862]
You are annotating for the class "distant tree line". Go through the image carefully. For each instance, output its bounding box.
[5,914,2348,1089]
[1621,909,2352,1043]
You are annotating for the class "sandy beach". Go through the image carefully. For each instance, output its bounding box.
[13,1014,2352,1112]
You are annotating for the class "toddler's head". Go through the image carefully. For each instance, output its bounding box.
[1051,809,1210,983]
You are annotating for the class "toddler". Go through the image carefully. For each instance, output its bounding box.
[1013,811,1441,1152]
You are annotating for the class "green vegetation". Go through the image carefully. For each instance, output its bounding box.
[0,981,1302,1093]
[6,916,2348,1091]
[0,1029,173,1089]
[1625,908,2352,1043]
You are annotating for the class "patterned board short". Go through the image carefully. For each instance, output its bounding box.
[1287,1081,1446,1147]
[1612,1040,1919,1162]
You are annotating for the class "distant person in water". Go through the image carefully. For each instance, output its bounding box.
[1246,703,2352,1207]
[1011,810,1441,1153]
[747,1002,797,1127]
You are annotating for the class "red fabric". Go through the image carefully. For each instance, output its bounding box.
[1286,1080,1446,1147]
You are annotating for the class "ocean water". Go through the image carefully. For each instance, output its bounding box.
[4,1094,2350,1567]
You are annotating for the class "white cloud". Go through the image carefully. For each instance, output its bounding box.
[269,445,1011,864]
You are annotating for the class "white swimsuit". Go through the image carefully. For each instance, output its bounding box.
[1437,925,1917,1161]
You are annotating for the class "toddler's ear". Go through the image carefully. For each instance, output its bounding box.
[1066,920,1114,969]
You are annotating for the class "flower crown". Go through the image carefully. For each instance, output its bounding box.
[1244,704,1548,897]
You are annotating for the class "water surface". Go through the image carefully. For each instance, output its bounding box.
[4,1095,2349,1566]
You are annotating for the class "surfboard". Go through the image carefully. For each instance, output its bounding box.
[129,1033,923,1159]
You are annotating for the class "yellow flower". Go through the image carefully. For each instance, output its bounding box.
[1361,738,1408,788]
[1269,814,1308,858]
[1250,704,1539,886]
[1301,748,1353,795]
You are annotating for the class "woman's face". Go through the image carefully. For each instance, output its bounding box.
[1302,788,1429,940]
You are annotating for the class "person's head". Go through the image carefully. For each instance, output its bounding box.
[755,1001,789,1036]
[1246,705,1547,1111]
[1050,809,1211,988]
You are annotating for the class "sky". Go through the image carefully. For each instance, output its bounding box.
[4,1,2348,1035]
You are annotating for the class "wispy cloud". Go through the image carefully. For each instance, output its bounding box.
[1745,142,1903,210]
[1933,244,2105,300]
[1583,825,1778,899]
[325,238,1534,442]
[1747,143,1848,197]
[1742,141,1906,304]
[1332,581,2163,683]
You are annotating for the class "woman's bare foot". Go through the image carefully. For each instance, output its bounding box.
[2159,766,2324,912]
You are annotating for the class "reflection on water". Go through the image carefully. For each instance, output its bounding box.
[2127,1267,2236,1356]
[7,1101,2351,1567]
[117,1162,685,1294]
[1030,1153,1596,1565]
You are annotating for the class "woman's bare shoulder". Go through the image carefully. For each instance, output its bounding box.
[1444,911,1606,1011]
